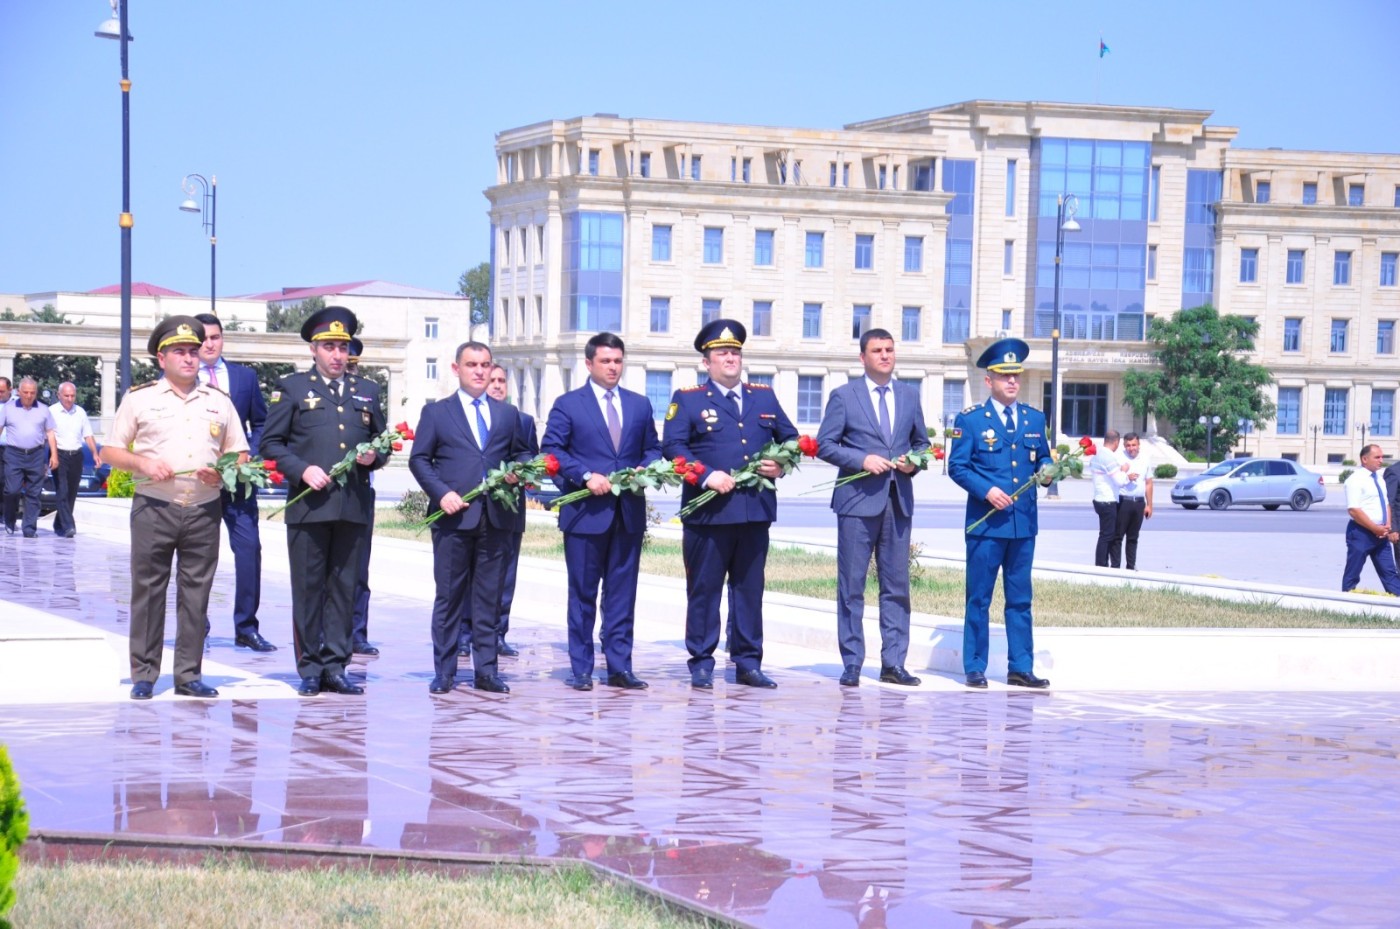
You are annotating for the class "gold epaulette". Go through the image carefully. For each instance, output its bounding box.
[961,404,979,414]
[128,380,158,392]
[682,384,707,392]
[745,382,773,390]
[202,383,230,396]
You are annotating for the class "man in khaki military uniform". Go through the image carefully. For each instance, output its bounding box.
[103,316,248,700]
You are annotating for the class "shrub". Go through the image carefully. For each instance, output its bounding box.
[0,744,29,929]
[106,469,136,498]
[396,490,429,520]
[1153,463,1178,479]
[1342,458,1356,467]
[1338,469,1354,485]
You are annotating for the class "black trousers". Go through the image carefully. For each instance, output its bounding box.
[1093,500,1120,567]
[1115,497,1147,569]
[287,519,366,680]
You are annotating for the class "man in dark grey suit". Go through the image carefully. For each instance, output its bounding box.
[815,328,930,687]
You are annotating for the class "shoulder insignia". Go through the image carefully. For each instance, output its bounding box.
[682,384,706,392]
[204,383,229,396]
[962,404,978,414]
[665,402,678,421]
[128,380,157,392]
[947,427,963,439]
[745,382,773,390]
[269,391,282,403]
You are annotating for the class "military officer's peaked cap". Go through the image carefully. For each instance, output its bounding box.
[694,318,747,353]
[347,337,364,361]
[148,315,206,357]
[301,305,359,343]
[976,337,1030,375]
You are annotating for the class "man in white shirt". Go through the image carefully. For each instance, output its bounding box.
[1113,432,1153,570]
[1342,444,1400,594]
[1087,430,1126,567]
[50,381,102,538]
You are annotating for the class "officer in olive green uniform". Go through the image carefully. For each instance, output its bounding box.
[261,306,388,696]
[103,316,248,700]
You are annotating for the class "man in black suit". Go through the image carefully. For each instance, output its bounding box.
[345,338,380,656]
[194,313,276,652]
[410,343,534,695]
[261,306,389,697]
[1384,456,1400,568]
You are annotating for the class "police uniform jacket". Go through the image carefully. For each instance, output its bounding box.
[947,399,1052,538]
[260,369,387,524]
[662,381,797,525]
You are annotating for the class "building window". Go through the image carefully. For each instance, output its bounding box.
[802,302,822,339]
[1303,182,1318,205]
[426,357,438,380]
[1002,309,1012,330]
[501,229,510,265]
[1379,320,1395,355]
[1348,183,1364,206]
[587,149,599,176]
[1255,180,1270,204]
[943,306,969,344]
[645,371,671,415]
[1277,387,1301,435]
[516,228,527,266]
[703,227,724,264]
[1324,388,1349,434]
[563,211,623,331]
[829,162,838,187]
[904,236,923,273]
[1005,160,1017,216]
[652,224,672,262]
[747,373,773,388]
[1331,318,1349,353]
[912,162,932,191]
[754,229,774,267]
[1283,318,1302,352]
[1182,247,1215,301]
[690,155,702,181]
[854,234,874,270]
[702,298,721,326]
[1334,251,1352,286]
[1147,245,1157,281]
[1149,165,1161,221]
[842,163,850,187]
[901,306,921,342]
[797,375,825,422]
[535,296,543,333]
[752,300,773,337]
[805,231,824,268]
[1003,240,1015,276]
[1382,253,1398,287]
[852,304,872,339]
[424,317,439,339]
[1286,249,1306,284]
[942,379,965,423]
[1240,316,1257,350]
[1373,390,1396,437]
[742,157,752,183]
[638,152,650,178]
[1395,185,1400,207]
[1240,247,1258,283]
[649,297,670,334]
[878,165,888,190]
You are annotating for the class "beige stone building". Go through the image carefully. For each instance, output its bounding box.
[485,101,1400,465]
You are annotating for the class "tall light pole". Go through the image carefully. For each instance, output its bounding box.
[1046,193,1080,499]
[1238,417,1253,456]
[1199,414,1221,463]
[95,0,133,396]
[180,174,216,315]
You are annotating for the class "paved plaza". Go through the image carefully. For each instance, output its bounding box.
[3,499,1400,927]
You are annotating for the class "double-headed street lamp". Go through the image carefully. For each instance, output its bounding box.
[1046,193,1080,499]
[179,175,217,314]
[95,0,133,395]
[1198,414,1222,463]
[1238,418,1253,456]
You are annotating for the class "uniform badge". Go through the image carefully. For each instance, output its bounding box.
[269,391,282,403]
[304,394,322,410]
[666,403,678,421]
[1030,450,1037,462]
[759,413,775,420]
[361,410,372,425]
[209,421,222,438]
[947,427,962,439]
[983,429,999,449]
[701,409,718,424]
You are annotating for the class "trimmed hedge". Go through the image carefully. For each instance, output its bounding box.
[1153,463,1178,479]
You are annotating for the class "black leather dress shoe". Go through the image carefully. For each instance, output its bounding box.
[736,668,778,688]
[880,665,922,686]
[352,641,380,656]
[965,672,988,689]
[1006,670,1051,689]
[606,671,648,690]
[497,640,520,657]
[297,676,321,696]
[130,681,154,700]
[175,679,219,698]
[429,675,454,694]
[691,673,714,690]
[839,665,862,687]
[321,672,365,695]
[235,632,278,653]
[475,674,510,694]
[565,675,594,691]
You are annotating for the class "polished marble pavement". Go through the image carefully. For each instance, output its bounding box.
[4,529,1400,927]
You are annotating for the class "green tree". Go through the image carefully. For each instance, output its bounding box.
[0,744,29,929]
[265,296,324,333]
[0,304,103,410]
[457,261,491,325]
[1123,304,1276,460]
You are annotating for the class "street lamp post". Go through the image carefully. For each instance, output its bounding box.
[1198,414,1222,463]
[1238,417,1252,456]
[1046,193,1080,499]
[942,413,954,475]
[180,174,217,315]
[95,0,133,396]
[1356,421,1369,452]
[1311,424,1321,464]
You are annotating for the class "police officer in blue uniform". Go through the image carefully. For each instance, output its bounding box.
[662,319,798,689]
[947,338,1054,689]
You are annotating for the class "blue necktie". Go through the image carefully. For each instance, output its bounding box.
[1003,405,1015,433]
[473,398,489,448]
[876,386,893,444]
[1372,470,1388,526]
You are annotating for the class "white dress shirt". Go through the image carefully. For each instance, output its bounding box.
[1088,446,1125,503]
[1345,467,1388,524]
[52,403,95,451]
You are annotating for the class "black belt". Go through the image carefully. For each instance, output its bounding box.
[1120,495,1145,501]
[59,449,83,455]
[9,445,44,453]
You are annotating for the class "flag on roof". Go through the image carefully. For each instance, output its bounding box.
[1099,38,1110,58]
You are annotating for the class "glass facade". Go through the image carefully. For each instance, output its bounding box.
[1181,169,1221,310]
[563,211,623,331]
[942,158,976,344]
[1276,387,1300,434]
[1033,139,1151,340]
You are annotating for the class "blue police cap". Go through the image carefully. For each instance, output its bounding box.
[976,337,1030,374]
[694,318,747,353]
[347,337,364,360]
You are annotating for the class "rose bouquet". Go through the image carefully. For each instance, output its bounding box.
[550,456,706,510]
[802,445,944,496]
[677,435,819,519]
[132,453,285,499]
[965,435,1096,533]
[416,453,562,530]
[268,421,414,518]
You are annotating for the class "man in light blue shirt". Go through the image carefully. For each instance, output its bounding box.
[0,377,58,537]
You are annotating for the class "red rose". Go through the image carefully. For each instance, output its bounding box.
[261,459,277,471]
[798,435,819,457]
[392,441,404,451]
[684,471,700,485]
[544,453,561,476]
[934,447,946,460]
[691,461,706,476]
[1083,443,1097,457]
[1078,436,1093,449]
[395,421,411,434]
[270,471,285,484]
[673,456,687,468]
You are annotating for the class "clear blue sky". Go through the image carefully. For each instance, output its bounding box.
[2,0,1396,301]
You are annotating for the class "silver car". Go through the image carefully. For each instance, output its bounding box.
[1171,457,1327,511]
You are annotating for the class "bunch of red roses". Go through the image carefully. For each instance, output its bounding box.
[269,421,414,518]
[965,435,1096,533]
[804,444,943,495]
[416,453,562,529]
[551,456,705,510]
[677,435,819,518]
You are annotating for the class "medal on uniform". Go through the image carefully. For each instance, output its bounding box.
[305,394,322,410]
[362,410,372,425]
[1030,450,1037,462]
[983,429,998,449]
[701,409,718,424]
[209,421,222,438]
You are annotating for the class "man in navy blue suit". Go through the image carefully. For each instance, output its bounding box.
[541,333,662,691]
[662,319,797,690]
[948,338,1054,690]
[815,328,929,688]
[410,342,534,695]
[195,313,275,652]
